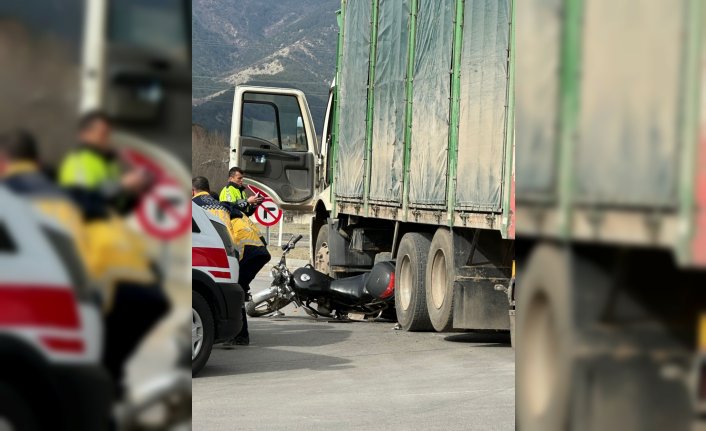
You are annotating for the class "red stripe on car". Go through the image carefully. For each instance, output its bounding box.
[40,336,85,353]
[0,286,80,329]
[192,247,229,268]
[208,270,231,279]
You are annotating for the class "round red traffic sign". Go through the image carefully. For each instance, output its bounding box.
[246,184,271,200]
[254,199,282,227]
[136,181,191,240]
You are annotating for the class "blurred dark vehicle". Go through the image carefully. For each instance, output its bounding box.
[517,1,705,430]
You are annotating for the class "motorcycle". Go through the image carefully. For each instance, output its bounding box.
[246,235,397,320]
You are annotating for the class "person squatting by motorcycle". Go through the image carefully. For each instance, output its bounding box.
[192,175,271,347]
[58,111,170,398]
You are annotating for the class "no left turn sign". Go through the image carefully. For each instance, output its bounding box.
[254,199,282,227]
[137,181,191,240]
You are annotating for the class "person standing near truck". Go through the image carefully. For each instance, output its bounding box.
[218,167,271,346]
[58,111,169,398]
[219,166,263,215]
[193,175,270,347]
[0,130,86,252]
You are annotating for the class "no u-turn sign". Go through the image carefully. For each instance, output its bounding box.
[136,181,191,240]
[254,199,282,227]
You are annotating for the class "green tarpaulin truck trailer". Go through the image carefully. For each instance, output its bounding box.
[229,0,516,333]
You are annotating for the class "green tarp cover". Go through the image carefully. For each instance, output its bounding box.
[336,0,372,199]
[576,0,684,206]
[369,0,410,203]
[409,0,455,206]
[516,0,561,200]
[455,0,511,211]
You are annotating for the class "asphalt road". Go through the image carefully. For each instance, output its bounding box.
[192,273,515,431]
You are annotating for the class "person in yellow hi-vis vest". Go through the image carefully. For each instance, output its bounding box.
[219,166,263,216]
[219,168,271,346]
[58,111,169,398]
[193,176,271,346]
[0,130,88,261]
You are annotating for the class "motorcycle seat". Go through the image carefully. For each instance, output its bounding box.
[329,273,370,304]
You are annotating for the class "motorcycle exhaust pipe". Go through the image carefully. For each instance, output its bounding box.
[249,285,278,304]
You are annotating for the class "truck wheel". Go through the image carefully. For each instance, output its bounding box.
[426,228,455,332]
[517,244,572,431]
[0,382,40,431]
[395,232,433,331]
[192,291,215,377]
[314,224,332,277]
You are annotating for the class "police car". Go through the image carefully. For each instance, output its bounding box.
[191,203,244,376]
[0,186,112,430]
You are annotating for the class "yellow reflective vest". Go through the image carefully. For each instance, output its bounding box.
[58,146,121,188]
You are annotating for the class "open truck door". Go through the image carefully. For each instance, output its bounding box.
[230,86,319,211]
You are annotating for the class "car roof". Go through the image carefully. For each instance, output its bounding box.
[192,201,228,226]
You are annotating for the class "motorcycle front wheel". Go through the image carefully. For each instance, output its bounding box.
[246,297,292,317]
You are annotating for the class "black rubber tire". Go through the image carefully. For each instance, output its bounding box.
[516,244,572,431]
[192,291,215,377]
[394,232,433,331]
[425,228,455,332]
[0,382,40,431]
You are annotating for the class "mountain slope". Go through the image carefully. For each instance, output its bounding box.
[192,0,339,133]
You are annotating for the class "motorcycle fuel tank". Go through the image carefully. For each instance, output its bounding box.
[292,266,334,296]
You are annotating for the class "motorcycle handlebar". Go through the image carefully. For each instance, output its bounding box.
[281,234,304,251]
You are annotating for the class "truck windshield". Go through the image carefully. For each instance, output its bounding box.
[108,0,188,61]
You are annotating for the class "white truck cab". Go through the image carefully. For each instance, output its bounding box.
[229,85,332,212]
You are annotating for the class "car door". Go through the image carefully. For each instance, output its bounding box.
[230,86,319,210]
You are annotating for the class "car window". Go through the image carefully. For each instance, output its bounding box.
[42,226,89,299]
[0,222,16,253]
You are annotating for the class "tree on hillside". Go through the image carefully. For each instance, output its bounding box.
[192,124,229,189]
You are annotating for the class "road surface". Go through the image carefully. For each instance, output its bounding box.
[192,272,515,431]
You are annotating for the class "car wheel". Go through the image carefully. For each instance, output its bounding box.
[0,382,40,431]
[192,291,214,377]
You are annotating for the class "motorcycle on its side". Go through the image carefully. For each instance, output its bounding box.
[246,235,397,320]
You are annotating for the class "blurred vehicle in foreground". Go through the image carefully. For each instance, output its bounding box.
[0,0,192,429]
[191,203,244,376]
[0,186,112,430]
[517,1,705,430]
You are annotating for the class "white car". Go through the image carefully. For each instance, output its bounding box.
[191,202,244,376]
[0,186,112,430]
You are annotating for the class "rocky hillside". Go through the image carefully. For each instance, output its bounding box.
[192,0,340,134]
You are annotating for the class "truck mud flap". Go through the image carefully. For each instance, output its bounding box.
[452,279,511,330]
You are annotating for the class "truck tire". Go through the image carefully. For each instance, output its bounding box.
[516,244,572,431]
[426,228,455,332]
[0,382,40,431]
[395,232,433,331]
[192,291,215,377]
[314,224,333,277]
